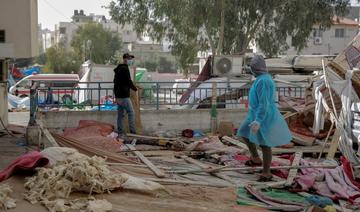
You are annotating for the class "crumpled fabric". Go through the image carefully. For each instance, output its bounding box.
[185,137,240,153]
[0,151,49,182]
[341,156,360,189]
[63,120,122,152]
[294,159,360,201]
[245,186,306,211]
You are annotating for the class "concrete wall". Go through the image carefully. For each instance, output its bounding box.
[38,109,247,133]
[0,0,38,58]
[0,83,8,129]
[0,60,8,129]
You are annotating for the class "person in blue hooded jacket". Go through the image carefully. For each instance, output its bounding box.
[237,55,292,182]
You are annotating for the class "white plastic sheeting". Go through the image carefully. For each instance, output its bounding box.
[7,93,30,110]
[313,68,360,164]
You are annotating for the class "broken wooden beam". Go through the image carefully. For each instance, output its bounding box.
[142,178,233,188]
[285,151,302,187]
[125,144,166,178]
[37,119,59,147]
[180,155,237,184]
[126,133,177,141]
[326,128,341,160]
[291,132,315,146]
[169,164,337,175]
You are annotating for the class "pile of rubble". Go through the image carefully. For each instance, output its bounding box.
[18,147,164,211]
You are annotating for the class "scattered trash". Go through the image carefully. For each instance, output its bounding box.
[182,129,194,138]
[0,184,16,210]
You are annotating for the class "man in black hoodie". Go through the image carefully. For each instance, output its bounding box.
[113,53,138,136]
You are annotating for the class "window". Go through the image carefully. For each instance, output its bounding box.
[59,27,66,34]
[0,60,3,81]
[335,28,345,38]
[312,28,323,37]
[0,30,5,43]
[18,79,32,88]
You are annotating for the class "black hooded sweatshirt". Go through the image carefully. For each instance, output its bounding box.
[113,64,137,98]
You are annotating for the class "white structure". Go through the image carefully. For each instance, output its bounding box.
[38,24,55,54]
[0,0,38,59]
[0,0,38,129]
[286,16,359,55]
[55,10,138,50]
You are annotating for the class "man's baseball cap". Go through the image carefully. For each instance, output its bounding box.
[123,53,135,59]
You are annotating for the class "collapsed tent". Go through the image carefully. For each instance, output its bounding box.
[311,33,360,164]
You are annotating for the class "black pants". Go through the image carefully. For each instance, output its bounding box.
[243,137,272,174]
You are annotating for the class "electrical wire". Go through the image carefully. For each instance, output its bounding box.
[0,116,15,137]
[42,0,81,28]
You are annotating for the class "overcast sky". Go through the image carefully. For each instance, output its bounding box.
[38,0,113,30]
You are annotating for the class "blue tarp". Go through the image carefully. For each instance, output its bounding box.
[22,66,41,76]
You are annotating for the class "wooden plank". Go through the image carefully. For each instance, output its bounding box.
[142,177,233,188]
[285,151,302,186]
[291,132,315,146]
[125,144,166,178]
[171,164,337,175]
[130,66,143,133]
[283,112,298,119]
[37,120,59,147]
[318,121,335,159]
[222,136,248,150]
[181,155,237,184]
[126,133,177,141]
[272,146,333,154]
[326,128,341,159]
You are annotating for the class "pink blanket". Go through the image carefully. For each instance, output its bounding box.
[0,151,49,182]
[295,159,360,201]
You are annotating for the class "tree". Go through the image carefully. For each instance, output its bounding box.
[108,0,348,61]
[34,52,47,65]
[45,46,82,74]
[71,23,122,64]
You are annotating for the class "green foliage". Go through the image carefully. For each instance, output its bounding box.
[71,23,122,64]
[45,46,81,74]
[34,53,47,65]
[108,0,349,61]
[108,50,123,65]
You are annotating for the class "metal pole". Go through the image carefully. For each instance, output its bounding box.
[29,82,38,125]
[156,83,160,110]
[98,82,101,111]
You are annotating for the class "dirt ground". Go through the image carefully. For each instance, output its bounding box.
[4,176,237,212]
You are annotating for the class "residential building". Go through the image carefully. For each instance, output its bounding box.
[0,0,38,128]
[348,0,360,22]
[129,40,177,72]
[55,10,138,49]
[38,24,55,54]
[0,0,38,59]
[286,16,359,55]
